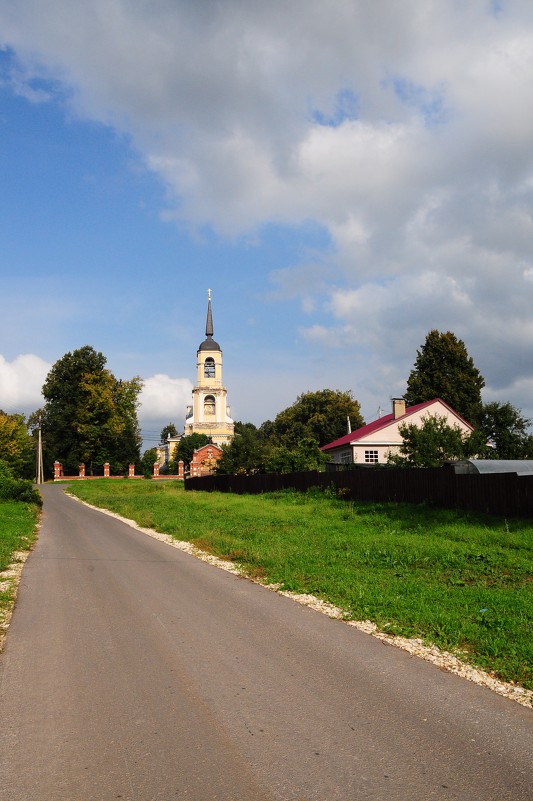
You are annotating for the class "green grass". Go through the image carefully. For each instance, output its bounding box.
[0,501,39,572]
[68,480,533,690]
[0,501,40,637]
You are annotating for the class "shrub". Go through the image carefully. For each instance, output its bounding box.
[0,460,42,506]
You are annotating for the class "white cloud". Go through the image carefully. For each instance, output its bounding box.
[0,354,50,413]
[1,1,533,419]
[0,357,194,439]
[138,373,193,423]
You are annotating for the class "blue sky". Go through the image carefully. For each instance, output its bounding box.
[1,1,532,449]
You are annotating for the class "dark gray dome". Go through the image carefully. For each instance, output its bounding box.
[199,337,220,351]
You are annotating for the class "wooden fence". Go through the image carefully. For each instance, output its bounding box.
[185,466,533,518]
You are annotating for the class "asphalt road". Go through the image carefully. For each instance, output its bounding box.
[0,485,531,801]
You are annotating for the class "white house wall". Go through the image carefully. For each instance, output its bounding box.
[329,400,473,465]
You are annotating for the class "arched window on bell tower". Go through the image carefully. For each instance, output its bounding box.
[204,395,216,415]
[204,357,215,378]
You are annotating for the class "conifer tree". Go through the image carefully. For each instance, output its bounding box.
[404,331,484,425]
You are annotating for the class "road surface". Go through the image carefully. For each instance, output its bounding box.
[0,484,531,800]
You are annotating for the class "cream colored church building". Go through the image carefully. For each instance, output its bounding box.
[184,291,234,446]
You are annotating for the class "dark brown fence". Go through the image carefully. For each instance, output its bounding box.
[185,467,533,518]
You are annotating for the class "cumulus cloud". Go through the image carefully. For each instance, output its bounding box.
[0,354,50,413]
[1,1,533,418]
[138,373,193,423]
[0,357,194,441]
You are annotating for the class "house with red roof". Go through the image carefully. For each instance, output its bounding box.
[321,398,474,466]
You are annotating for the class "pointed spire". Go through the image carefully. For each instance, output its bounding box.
[205,288,214,338]
[199,289,220,351]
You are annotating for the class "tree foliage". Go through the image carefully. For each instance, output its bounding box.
[160,423,178,442]
[216,429,328,475]
[479,402,533,459]
[216,427,267,475]
[0,410,35,479]
[388,415,477,468]
[169,433,210,472]
[271,389,364,448]
[215,392,364,475]
[140,448,158,478]
[40,345,142,476]
[264,437,328,473]
[0,459,42,505]
[404,331,485,425]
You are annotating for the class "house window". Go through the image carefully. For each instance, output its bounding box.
[204,395,216,415]
[364,449,379,464]
[204,358,215,378]
[340,451,352,464]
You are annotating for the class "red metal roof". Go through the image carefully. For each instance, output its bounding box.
[321,398,472,451]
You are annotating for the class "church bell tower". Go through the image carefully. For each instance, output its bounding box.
[184,290,234,446]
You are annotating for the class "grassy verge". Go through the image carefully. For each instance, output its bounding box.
[68,480,533,690]
[0,501,40,643]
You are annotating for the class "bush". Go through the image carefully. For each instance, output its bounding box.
[0,460,42,506]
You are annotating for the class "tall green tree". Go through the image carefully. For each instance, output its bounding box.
[479,402,533,459]
[404,331,485,425]
[40,345,142,476]
[0,410,35,479]
[271,389,364,448]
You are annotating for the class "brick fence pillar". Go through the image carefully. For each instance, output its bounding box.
[191,451,199,477]
[153,462,160,477]
[128,464,135,478]
[104,462,110,478]
[178,460,184,480]
[54,461,62,480]
[79,463,85,478]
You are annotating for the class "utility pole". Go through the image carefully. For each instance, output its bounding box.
[36,415,44,485]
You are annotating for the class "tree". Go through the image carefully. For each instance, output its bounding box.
[404,331,485,425]
[258,419,275,441]
[234,421,260,437]
[479,402,533,459]
[112,376,144,473]
[160,423,178,442]
[0,410,35,479]
[140,448,158,478]
[271,390,364,448]
[40,346,142,476]
[169,433,209,472]
[264,437,328,473]
[388,415,476,468]
[216,426,329,475]
[215,427,267,475]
